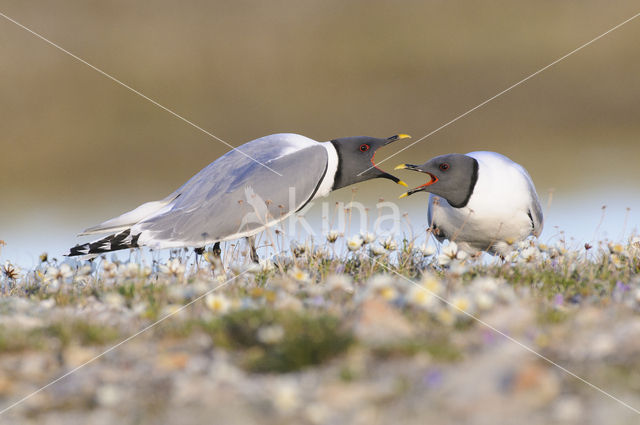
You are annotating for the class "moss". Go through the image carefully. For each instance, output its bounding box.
[117,283,136,302]
[537,308,569,324]
[371,337,462,362]
[0,320,120,352]
[203,308,353,373]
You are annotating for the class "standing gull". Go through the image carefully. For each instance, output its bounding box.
[68,133,409,256]
[395,151,543,255]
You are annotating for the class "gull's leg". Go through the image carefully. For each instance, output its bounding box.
[246,236,259,263]
[212,242,221,258]
[194,246,205,269]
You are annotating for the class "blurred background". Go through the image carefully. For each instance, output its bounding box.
[1,0,639,266]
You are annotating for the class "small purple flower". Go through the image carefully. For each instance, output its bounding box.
[613,280,631,303]
[424,369,443,388]
[553,293,564,306]
[615,281,630,292]
[308,296,325,307]
[482,330,497,345]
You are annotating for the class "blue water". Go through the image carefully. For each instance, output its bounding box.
[2,189,638,269]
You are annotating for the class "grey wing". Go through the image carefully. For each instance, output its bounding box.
[520,168,544,237]
[528,188,544,237]
[134,134,328,247]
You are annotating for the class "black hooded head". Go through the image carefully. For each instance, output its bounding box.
[330,134,410,190]
[396,153,479,208]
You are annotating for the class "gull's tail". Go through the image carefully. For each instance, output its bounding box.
[66,229,141,257]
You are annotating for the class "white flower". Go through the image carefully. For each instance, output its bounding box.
[519,247,540,263]
[244,263,262,274]
[216,273,230,284]
[326,230,341,243]
[421,273,444,295]
[2,261,21,280]
[442,241,458,257]
[437,242,467,266]
[102,261,118,279]
[77,265,93,276]
[167,285,186,303]
[381,237,397,251]
[326,274,354,293]
[448,260,469,276]
[272,381,300,413]
[159,258,185,277]
[368,274,397,300]
[407,285,438,309]
[289,267,310,283]
[369,244,386,256]
[259,259,275,272]
[553,242,567,256]
[474,292,495,311]
[450,294,474,316]
[103,292,126,309]
[313,247,329,259]
[610,254,626,269]
[436,308,455,326]
[161,304,185,318]
[275,293,303,312]
[505,250,520,263]
[360,232,376,244]
[417,244,436,256]
[119,262,142,279]
[205,293,230,314]
[257,325,285,344]
[346,236,364,251]
[44,264,73,283]
[369,274,394,289]
[378,287,397,300]
[470,277,499,294]
[517,240,531,250]
[608,242,625,255]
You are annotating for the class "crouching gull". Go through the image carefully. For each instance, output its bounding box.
[395,151,543,256]
[68,133,410,257]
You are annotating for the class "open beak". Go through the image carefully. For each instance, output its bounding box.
[395,163,438,198]
[370,134,411,186]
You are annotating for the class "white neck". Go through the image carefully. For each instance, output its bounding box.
[312,141,339,200]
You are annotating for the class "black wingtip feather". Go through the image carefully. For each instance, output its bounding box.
[66,229,141,257]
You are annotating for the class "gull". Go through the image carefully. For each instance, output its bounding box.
[396,151,543,255]
[68,133,409,257]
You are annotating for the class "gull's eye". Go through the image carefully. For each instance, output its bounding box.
[359,144,370,152]
[439,163,450,171]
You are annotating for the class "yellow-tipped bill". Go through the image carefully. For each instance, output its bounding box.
[398,192,409,199]
[394,164,408,170]
[397,180,408,187]
[386,134,412,143]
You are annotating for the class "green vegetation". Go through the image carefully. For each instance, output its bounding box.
[0,236,639,374]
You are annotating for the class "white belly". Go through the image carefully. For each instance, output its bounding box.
[430,194,532,254]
